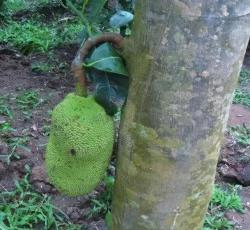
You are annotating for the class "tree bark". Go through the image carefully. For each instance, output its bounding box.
[112,1,250,230]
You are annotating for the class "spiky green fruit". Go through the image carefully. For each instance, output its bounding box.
[45,93,114,196]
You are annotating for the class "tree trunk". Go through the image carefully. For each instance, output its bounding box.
[112,1,250,229]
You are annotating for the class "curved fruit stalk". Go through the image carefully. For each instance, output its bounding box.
[71,33,124,97]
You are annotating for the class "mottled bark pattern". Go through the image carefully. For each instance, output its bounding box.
[112,1,250,229]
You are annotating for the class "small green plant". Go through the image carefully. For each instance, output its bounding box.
[16,90,40,110]
[0,121,14,133]
[2,0,52,15]
[204,211,233,230]
[0,173,82,230]
[3,0,28,14]
[239,68,250,84]
[0,20,54,54]
[0,18,83,54]
[6,135,30,163]
[232,68,250,108]
[41,124,50,136]
[0,121,30,164]
[210,185,244,212]
[204,185,244,230]
[55,20,83,45]
[229,125,250,146]
[0,96,12,118]
[87,175,114,219]
[31,62,55,73]
[233,89,250,108]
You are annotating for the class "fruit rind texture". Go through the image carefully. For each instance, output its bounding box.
[45,93,114,196]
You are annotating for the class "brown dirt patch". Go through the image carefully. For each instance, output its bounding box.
[228,104,250,126]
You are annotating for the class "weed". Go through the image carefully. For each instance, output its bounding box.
[56,20,83,45]
[31,62,55,73]
[0,18,83,54]
[16,90,40,111]
[3,0,51,15]
[204,211,233,230]
[0,121,15,133]
[204,185,244,230]
[229,125,250,146]
[239,68,250,85]
[3,0,29,14]
[0,120,30,164]
[6,135,30,163]
[31,60,69,74]
[210,185,244,212]
[87,175,114,219]
[232,68,250,108]
[0,96,12,118]
[41,124,50,136]
[233,89,250,109]
[0,173,83,230]
[0,20,54,54]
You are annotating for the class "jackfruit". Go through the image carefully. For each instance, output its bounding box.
[45,93,114,196]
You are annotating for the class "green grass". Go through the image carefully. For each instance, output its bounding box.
[0,20,56,54]
[0,122,30,164]
[3,0,51,14]
[87,175,114,219]
[0,114,30,164]
[239,68,250,84]
[6,135,30,164]
[31,62,55,73]
[233,89,250,109]
[233,69,250,108]
[41,124,50,136]
[3,0,30,14]
[16,90,40,111]
[0,96,12,118]
[1,0,84,55]
[0,121,15,133]
[204,213,233,230]
[229,125,250,146]
[0,174,83,230]
[210,186,244,212]
[204,185,244,230]
[0,18,83,54]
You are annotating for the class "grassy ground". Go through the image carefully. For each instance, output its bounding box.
[0,173,82,230]
[204,185,244,230]
[0,1,249,230]
[233,69,250,109]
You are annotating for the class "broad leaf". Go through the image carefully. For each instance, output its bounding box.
[86,0,107,21]
[84,43,129,76]
[87,69,129,115]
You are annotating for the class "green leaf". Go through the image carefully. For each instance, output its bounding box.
[84,43,129,76]
[105,211,113,230]
[86,0,107,20]
[87,69,129,115]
